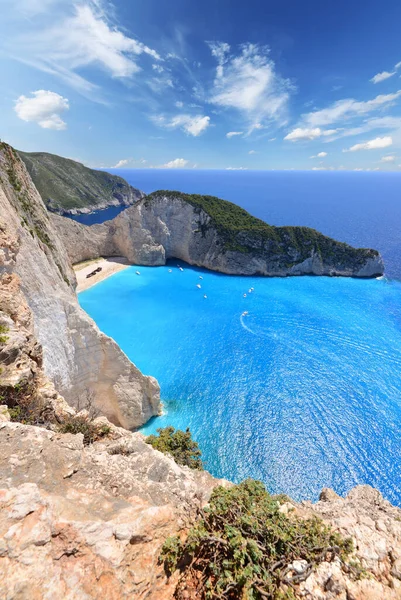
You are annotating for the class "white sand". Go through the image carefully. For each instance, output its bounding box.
[74,257,130,293]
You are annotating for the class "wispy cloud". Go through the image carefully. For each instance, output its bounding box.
[14,89,69,130]
[207,42,293,132]
[302,91,401,127]
[151,113,210,136]
[343,136,393,152]
[370,71,395,84]
[10,3,161,97]
[284,127,338,141]
[310,151,327,158]
[163,158,189,168]
[226,131,243,138]
[380,155,395,162]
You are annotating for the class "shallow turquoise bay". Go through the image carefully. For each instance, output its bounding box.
[79,264,401,505]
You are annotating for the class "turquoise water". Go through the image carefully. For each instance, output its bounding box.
[79,263,401,505]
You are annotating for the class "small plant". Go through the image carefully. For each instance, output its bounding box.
[58,415,111,445]
[146,426,204,470]
[1,380,48,425]
[57,389,110,445]
[0,324,9,344]
[160,479,354,600]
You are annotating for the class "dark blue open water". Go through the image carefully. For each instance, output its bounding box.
[78,171,401,504]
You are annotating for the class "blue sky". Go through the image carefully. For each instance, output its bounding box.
[1,0,401,171]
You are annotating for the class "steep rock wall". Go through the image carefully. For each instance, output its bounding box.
[0,143,160,429]
[53,194,384,278]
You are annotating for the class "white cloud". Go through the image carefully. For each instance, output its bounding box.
[152,114,210,136]
[113,159,130,168]
[370,71,395,84]
[344,136,393,152]
[284,127,337,141]
[175,101,184,108]
[12,4,161,94]
[310,151,328,158]
[226,166,248,170]
[226,131,243,138]
[14,89,69,129]
[396,62,401,70]
[380,155,395,162]
[248,150,256,154]
[301,91,401,127]
[268,137,276,142]
[163,158,189,168]
[208,42,293,130]
[152,64,164,73]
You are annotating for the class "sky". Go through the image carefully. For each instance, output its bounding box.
[1,0,401,171]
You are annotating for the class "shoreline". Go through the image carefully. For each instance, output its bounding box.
[74,256,131,292]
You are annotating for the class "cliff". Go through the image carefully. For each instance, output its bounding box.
[53,191,384,278]
[18,151,144,215]
[0,142,160,428]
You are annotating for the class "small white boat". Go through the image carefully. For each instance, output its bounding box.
[203,294,207,299]
[136,271,141,275]
[250,287,254,291]
[168,269,172,273]
[243,293,247,298]
[242,311,249,316]
[199,276,203,280]
[179,267,184,272]
[248,289,252,293]
[196,284,201,289]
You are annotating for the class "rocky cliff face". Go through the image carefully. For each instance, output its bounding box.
[0,143,160,428]
[53,192,384,278]
[18,151,144,215]
[0,417,400,600]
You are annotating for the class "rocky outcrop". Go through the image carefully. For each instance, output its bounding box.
[18,150,144,215]
[0,143,160,428]
[0,420,225,600]
[0,419,400,599]
[53,193,384,278]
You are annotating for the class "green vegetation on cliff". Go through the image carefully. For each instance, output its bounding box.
[161,479,356,600]
[146,426,204,470]
[18,151,142,213]
[147,190,379,270]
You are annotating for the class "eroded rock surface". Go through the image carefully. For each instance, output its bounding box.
[53,193,384,278]
[0,143,160,428]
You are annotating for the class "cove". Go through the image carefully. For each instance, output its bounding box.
[79,263,401,505]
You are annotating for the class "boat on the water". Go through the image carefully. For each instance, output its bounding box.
[136,271,140,275]
[196,284,201,288]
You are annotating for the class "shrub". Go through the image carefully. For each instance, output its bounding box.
[160,479,354,600]
[1,381,49,425]
[58,415,111,445]
[0,324,9,344]
[146,426,204,470]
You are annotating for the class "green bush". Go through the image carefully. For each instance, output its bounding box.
[160,479,354,600]
[0,324,9,344]
[146,426,204,470]
[58,415,111,445]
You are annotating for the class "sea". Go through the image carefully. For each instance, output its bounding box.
[77,170,401,505]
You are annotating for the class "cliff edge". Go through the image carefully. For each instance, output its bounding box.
[0,142,160,428]
[53,190,384,278]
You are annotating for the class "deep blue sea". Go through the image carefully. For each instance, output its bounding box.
[78,170,401,505]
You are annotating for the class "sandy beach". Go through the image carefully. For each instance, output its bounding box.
[74,256,131,292]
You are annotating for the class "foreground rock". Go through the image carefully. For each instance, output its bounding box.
[0,143,160,428]
[53,191,384,278]
[0,420,400,599]
[0,420,224,600]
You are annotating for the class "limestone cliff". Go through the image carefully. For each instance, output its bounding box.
[0,418,400,600]
[0,143,160,428]
[18,150,144,215]
[53,191,384,278]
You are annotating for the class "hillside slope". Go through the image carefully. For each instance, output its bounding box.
[53,191,384,277]
[18,151,143,214]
